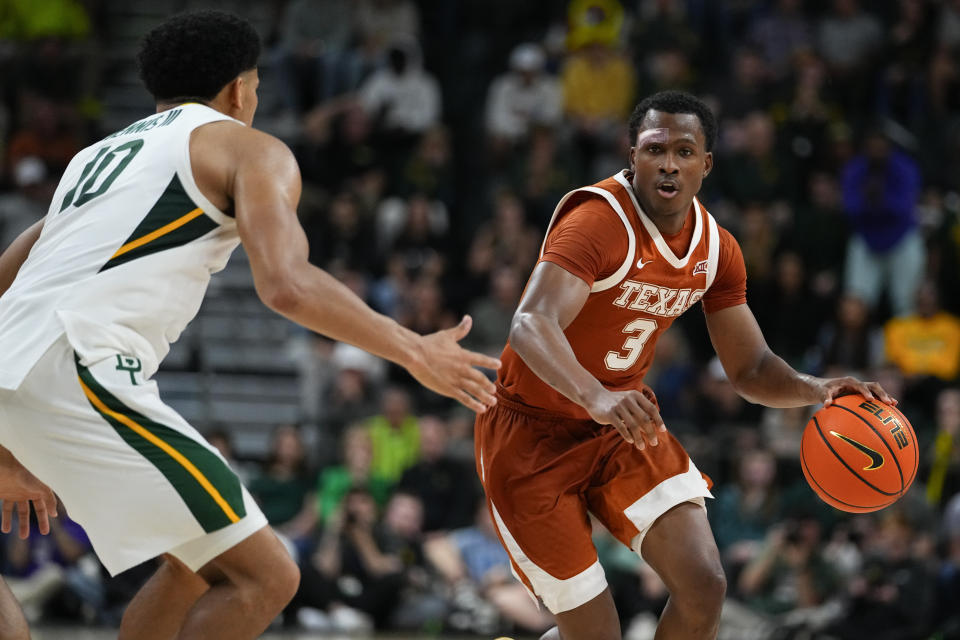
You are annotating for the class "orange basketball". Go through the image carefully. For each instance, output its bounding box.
[800,394,918,513]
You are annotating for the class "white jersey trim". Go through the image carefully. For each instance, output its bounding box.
[539,186,636,293]
[176,106,241,226]
[705,212,720,291]
[612,171,703,269]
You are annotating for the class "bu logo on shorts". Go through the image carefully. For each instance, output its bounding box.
[115,354,142,385]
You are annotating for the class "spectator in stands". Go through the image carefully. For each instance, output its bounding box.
[3,505,95,625]
[747,0,813,81]
[884,283,960,382]
[400,125,454,205]
[932,492,960,636]
[397,415,479,533]
[841,129,924,317]
[792,172,848,295]
[305,190,377,272]
[736,202,778,282]
[425,500,555,635]
[719,111,795,206]
[630,0,699,58]
[710,48,773,121]
[466,190,539,291]
[277,0,356,110]
[358,38,440,139]
[317,424,393,523]
[296,488,427,631]
[5,93,80,175]
[816,0,883,112]
[880,0,936,129]
[365,387,420,483]
[248,425,317,558]
[826,510,936,640]
[320,344,384,440]
[751,251,822,369]
[711,449,782,577]
[926,389,960,508]
[464,266,523,357]
[355,0,420,61]
[738,516,840,616]
[562,0,634,180]
[376,192,448,273]
[0,156,52,250]
[813,295,883,375]
[485,43,562,157]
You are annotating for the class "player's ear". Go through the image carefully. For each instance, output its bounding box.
[227,76,245,111]
[628,146,636,171]
[702,151,713,179]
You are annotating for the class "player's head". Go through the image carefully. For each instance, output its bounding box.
[137,10,261,125]
[627,91,716,217]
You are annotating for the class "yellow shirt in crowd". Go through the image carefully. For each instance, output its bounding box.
[884,311,960,380]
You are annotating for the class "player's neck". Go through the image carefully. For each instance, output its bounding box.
[638,198,692,235]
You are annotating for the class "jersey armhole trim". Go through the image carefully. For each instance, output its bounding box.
[177,118,239,226]
[538,186,636,293]
[705,213,720,291]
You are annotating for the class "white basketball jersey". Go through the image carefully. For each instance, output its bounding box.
[0,103,242,389]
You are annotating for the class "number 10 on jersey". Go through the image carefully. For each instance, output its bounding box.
[605,318,658,371]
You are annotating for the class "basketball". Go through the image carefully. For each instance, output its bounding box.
[800,394,918,513]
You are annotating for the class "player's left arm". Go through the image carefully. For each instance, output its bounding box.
[0,219,44,298]
[705,303,895,408]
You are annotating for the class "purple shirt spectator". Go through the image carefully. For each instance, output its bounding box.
[841,143,921,253]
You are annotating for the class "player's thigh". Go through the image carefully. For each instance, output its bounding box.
[639,501,725,603]
[553,588,620,640]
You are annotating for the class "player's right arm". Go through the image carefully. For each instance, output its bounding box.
[510,261,665,449]
[0,219,43,298]
[226,128,500,413]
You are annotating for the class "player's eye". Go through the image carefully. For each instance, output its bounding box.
[647,145,661,153]
[679,148,693,157]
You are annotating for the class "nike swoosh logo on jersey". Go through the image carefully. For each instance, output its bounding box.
[636,258,653,269]
[830,430,884,470]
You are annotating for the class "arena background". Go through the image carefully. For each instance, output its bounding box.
[1,0,960,638]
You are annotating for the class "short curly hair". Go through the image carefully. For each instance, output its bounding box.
[628,91,718,152]
[137,10,260,102]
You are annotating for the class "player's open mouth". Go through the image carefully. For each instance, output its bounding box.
[656,182,680,199]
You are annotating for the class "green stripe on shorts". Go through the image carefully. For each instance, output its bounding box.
[75,356,246,532]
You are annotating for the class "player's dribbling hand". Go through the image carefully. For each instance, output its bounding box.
[819,376,897,408]
[409,315,502,413]
[585,388,666,450]
[0,460,58,539]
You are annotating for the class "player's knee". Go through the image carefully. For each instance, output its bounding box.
[676,563,726,615]
[266,554,300,608]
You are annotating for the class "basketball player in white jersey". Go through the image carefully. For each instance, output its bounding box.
[0,10,500,639]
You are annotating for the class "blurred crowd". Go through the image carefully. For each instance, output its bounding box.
[2,0,960,638]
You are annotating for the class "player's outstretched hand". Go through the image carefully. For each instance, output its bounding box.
[819,376,897,408]
[0,454,57,539]
[586,387,666,450]
[408,315,502,413]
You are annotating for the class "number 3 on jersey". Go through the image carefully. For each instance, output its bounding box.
[60,139,144,213]
[605,318,658,371]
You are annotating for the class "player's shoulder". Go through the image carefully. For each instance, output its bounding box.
[194,121,296,168]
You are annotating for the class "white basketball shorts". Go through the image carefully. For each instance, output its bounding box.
[0,334,268,576]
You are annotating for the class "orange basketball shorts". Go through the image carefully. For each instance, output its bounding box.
[474,392,712,613]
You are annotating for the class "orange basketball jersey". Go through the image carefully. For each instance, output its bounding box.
[499,170,741,418]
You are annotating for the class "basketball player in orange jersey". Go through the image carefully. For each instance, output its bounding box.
[475,90,896,640]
